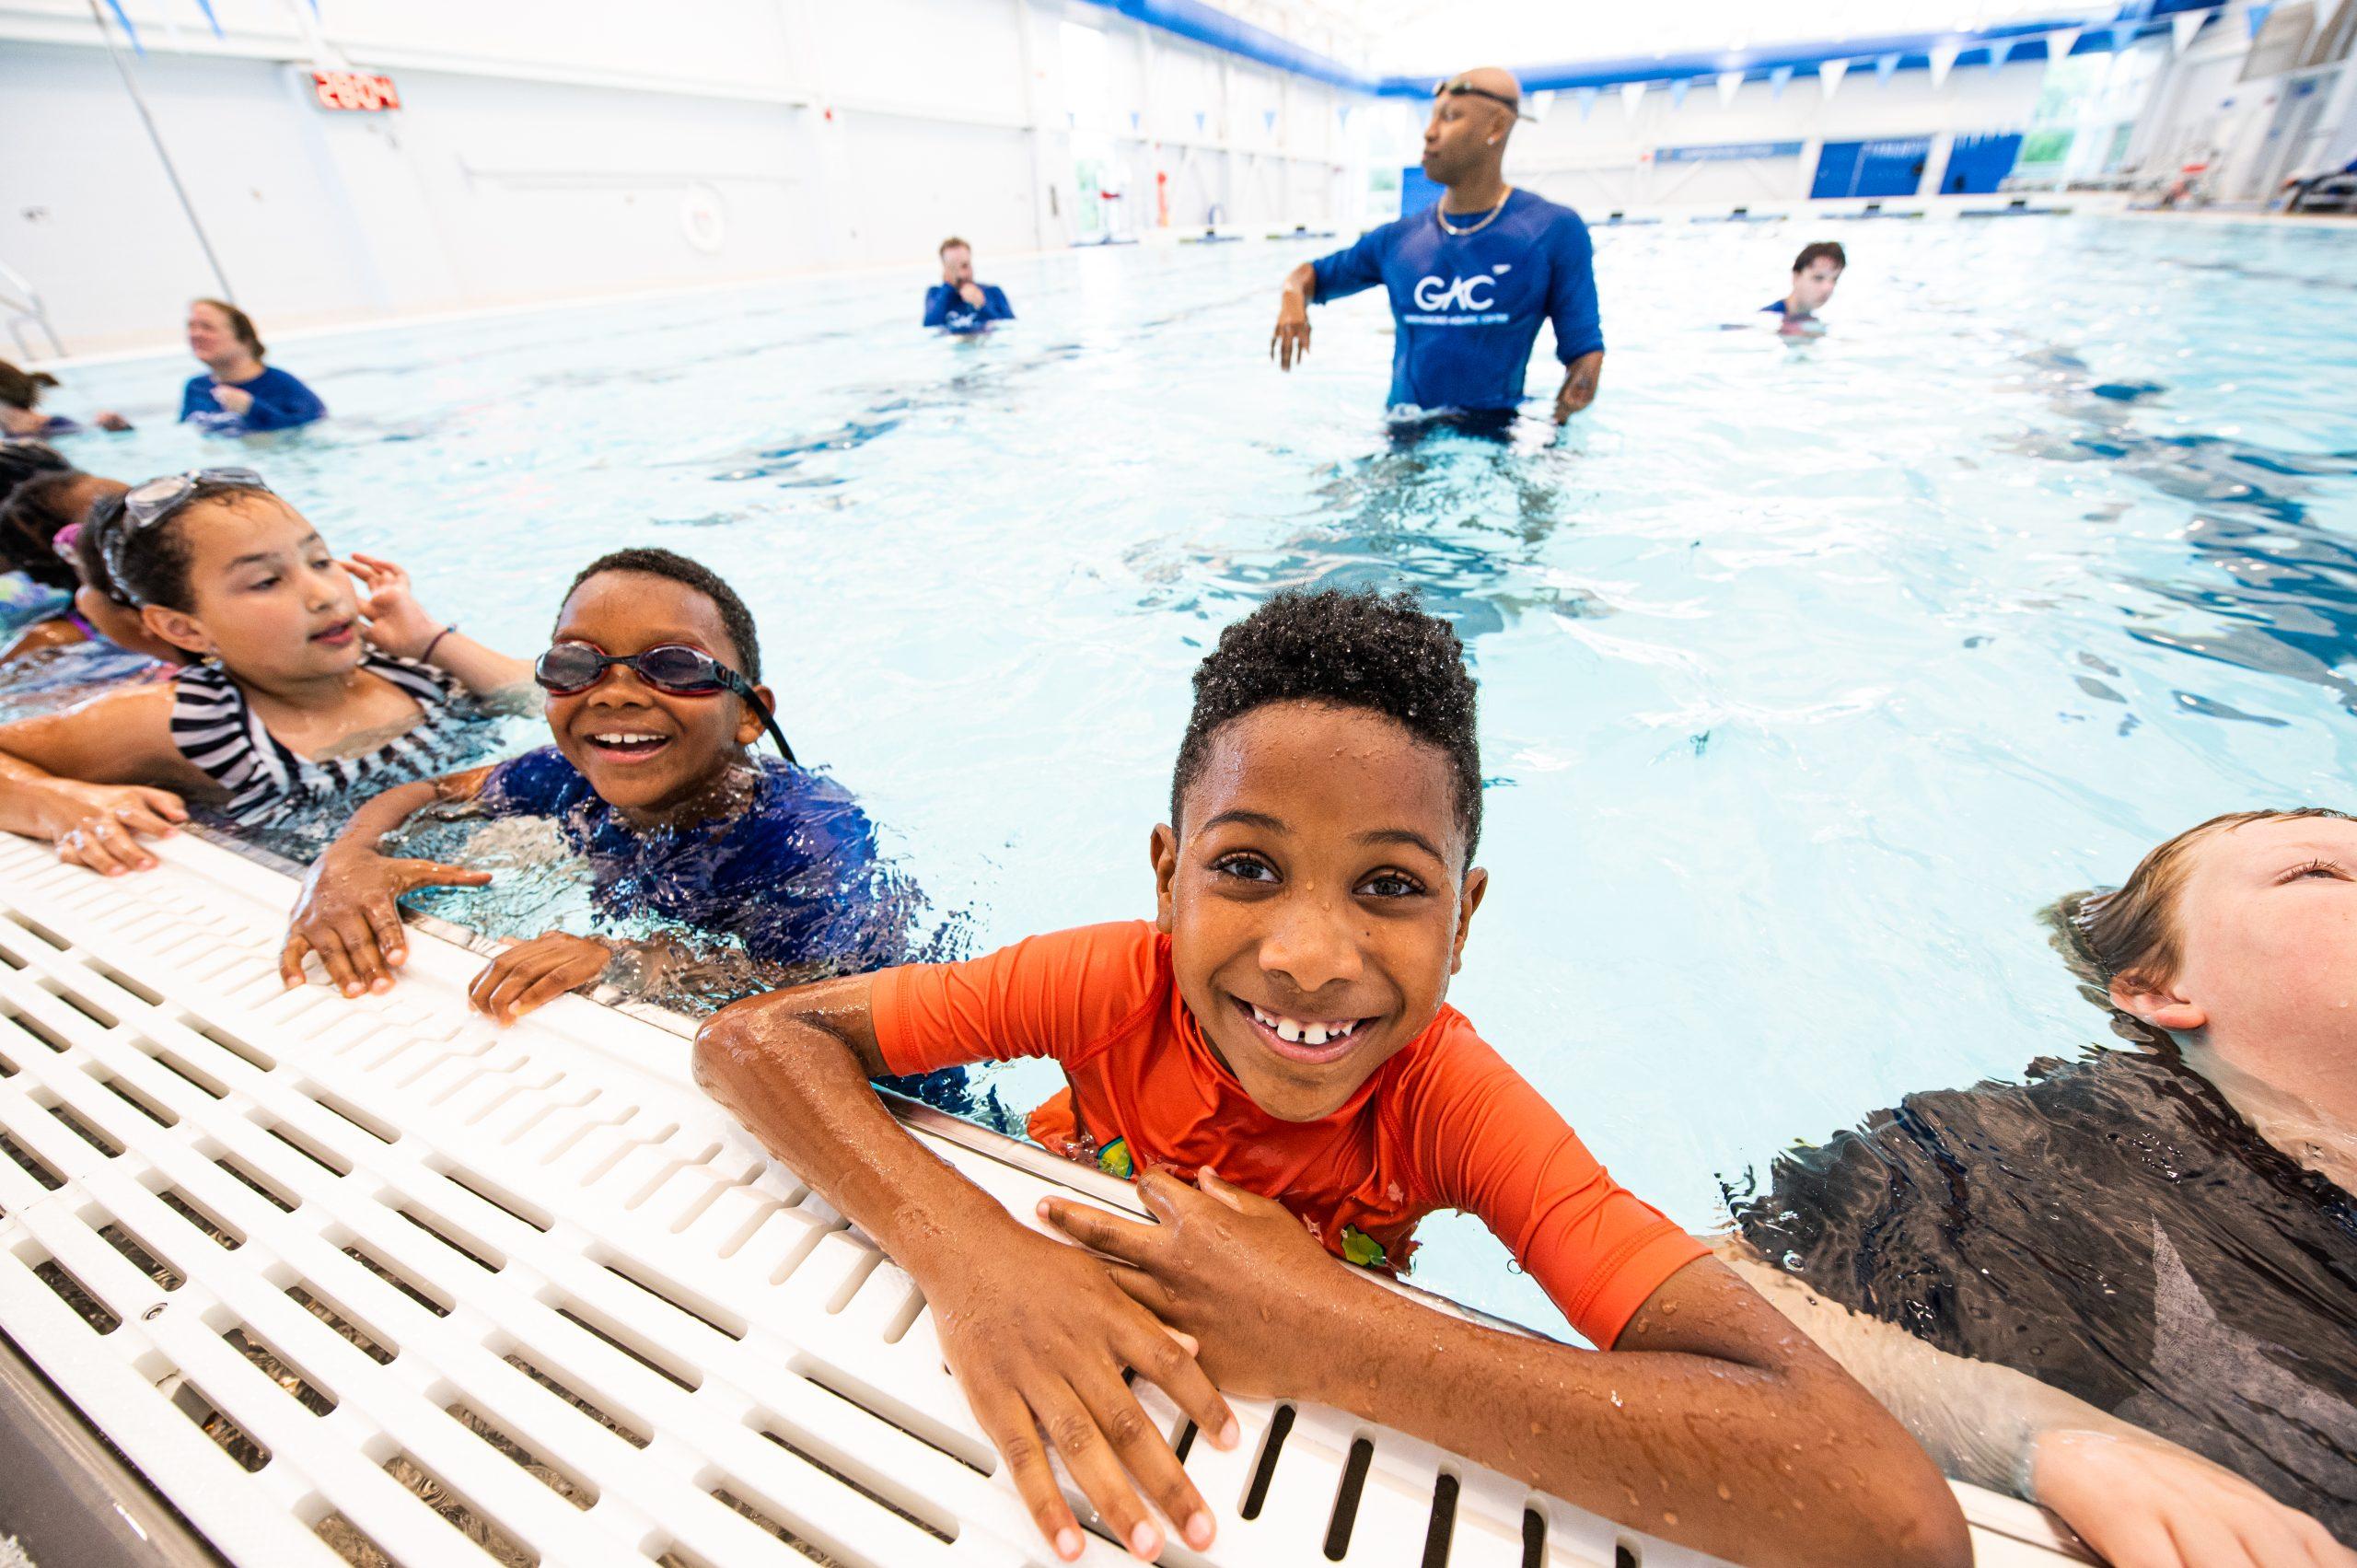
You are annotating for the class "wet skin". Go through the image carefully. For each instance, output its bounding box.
[1786,258,1842,318]
[2112,813,2357,1164]
[1151,700,1486,1121]
[541,570,775,827]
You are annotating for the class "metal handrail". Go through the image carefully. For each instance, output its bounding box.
[0,259,65,363]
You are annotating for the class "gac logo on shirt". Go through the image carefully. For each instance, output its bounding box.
[1412,273,1498,311]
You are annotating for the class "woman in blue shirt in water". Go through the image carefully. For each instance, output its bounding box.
[173,299,325,435]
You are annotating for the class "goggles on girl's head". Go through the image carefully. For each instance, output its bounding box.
[107,468,272,601]
[533,640,797,763]
[123,467,270,528]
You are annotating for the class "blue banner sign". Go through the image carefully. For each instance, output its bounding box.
[1655,140,1806,163]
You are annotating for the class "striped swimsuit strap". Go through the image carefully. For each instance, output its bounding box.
[168,656,467,823]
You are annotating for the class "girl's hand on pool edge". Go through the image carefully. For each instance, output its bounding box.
[2031,1426,2355,1568]
[46,783,187,877]
[468,932,614,1025]
[284,848,492,997]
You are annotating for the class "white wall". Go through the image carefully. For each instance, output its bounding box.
[2126,0,2357,202]
[1501,64,2051,213]
[0,0,1378,353]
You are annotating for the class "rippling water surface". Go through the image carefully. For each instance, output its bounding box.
[23,214,2357,1332]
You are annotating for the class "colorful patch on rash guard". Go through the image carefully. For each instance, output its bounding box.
[1096,1137,1134,1179]
[1341,1225,1387,1268]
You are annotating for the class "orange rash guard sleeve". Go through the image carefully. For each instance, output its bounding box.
[869,921,1161,1078]
[1405,1027,1707,1349]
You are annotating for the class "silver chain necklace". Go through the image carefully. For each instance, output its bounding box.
[1434,187,1513,237]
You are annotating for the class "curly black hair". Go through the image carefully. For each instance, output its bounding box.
[563,548,762,680]
[1171,587,1481,864]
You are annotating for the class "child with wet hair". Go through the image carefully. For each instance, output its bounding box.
[693,587,1968,1568]
[284,547,895,1021]
[0,469,528,873]
[1728,807,2357,1563]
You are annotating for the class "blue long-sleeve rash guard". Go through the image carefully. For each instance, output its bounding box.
[1308,190,1602,415]
[180,366,326,435]
[923,284,1015,333]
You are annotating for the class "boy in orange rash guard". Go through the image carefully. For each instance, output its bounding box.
[870,921,1701,1337]
[694,588,1966,1568]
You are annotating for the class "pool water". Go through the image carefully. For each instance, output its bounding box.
[17,214,2357,1336]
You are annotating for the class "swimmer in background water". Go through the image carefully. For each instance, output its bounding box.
[1763,240,1843,334]
[1726,807,2357,1564]
[97,300,325,436]
[284,548,901,1020]
[923,237,1015,333]
[0,360,130,437]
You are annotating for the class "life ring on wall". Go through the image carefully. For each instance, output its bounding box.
[679,183,727,255]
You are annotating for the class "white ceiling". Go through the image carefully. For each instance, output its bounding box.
[1218,0,2131,73]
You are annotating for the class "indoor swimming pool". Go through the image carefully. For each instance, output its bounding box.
[17,210,2357,1339]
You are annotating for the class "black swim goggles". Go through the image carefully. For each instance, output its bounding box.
[1432,76,1528,120]
[533,641,797,764]
[108,467,272,600]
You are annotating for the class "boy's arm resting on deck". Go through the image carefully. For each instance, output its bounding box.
[1719,1237,2357,1568]
[282,766,496,995]
[1045,1170,1969,1568]
[0,686,199,873]
[693,977,1241,1564]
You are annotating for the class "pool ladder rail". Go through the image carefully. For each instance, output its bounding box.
[0,830,2086,1568]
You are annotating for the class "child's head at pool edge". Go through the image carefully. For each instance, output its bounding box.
[1157,587,1486,1123]
[2082,805,2357,1133]
[114,478,372,681]
[547,548,776,819]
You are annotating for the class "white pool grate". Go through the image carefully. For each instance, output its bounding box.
[0,831,2080,1568]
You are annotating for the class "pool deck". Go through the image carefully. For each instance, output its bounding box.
[0,830,2086,1568]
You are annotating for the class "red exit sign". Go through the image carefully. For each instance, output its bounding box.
[310,70,401,111]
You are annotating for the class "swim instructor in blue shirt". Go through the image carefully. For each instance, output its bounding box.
[1271,66,1604,424]
[923,237,1015,334]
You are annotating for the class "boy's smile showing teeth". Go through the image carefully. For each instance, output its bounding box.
[1232,993,1369,1063]
[585,728,672,761]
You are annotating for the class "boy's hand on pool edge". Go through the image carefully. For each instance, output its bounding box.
[284,847,493,996]
[923,1220,1238,1563]
[1041,1167,1354,1400]
[469,932,614,1024]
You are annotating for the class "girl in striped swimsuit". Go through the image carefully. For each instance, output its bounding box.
[0,469,530,873]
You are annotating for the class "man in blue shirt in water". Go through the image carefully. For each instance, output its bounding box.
[923,237,1015,333]
[1271,66,1604,424]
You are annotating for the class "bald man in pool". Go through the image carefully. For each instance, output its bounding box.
[1271,66,1604,427]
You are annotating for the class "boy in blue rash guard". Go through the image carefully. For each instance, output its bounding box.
[1764,240,1844,334]
[177,299,325,435]
[1271,67,1604,424]
[923,237,1015,333]
[284,548,902,1019]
